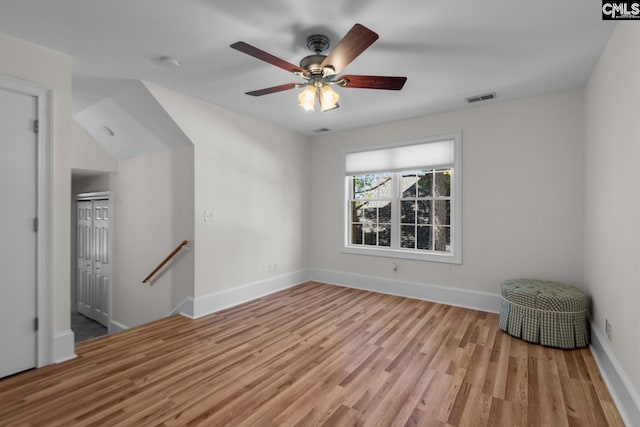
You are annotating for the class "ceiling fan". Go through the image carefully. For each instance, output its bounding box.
[230,23,407,112]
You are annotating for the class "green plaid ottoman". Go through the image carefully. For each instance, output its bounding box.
[499,279,589,349]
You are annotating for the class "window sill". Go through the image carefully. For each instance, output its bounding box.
[342,245,461,264]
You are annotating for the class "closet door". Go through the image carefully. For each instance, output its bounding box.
[91,199,110,326]
[76,197,111,327]
[77,200,94,319]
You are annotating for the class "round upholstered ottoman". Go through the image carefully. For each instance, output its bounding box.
[499,279,589,349]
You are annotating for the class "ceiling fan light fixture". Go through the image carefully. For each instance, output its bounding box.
[231,24,407,113]
[298,84,316,111]
[320,84,340,112]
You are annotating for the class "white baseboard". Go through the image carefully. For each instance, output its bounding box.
[192,269,310,318]
[53,329,76,364]
[590,323,640,427]
[169,296,195,319]
[309,268,501,313]
[108,319,129,333]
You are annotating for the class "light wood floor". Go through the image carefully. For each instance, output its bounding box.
[0,281,623,426]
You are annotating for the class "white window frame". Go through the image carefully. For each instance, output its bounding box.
[342,132,462,264]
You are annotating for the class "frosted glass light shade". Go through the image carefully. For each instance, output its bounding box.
[298,85,316,111]
[320,85,340,112]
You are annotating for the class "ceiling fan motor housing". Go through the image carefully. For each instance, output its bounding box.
[300,54,328,75]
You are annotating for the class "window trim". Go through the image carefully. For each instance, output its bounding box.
[341,132,462,264]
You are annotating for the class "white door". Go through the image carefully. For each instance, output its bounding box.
[76,197,111,327]
[0,87,38,378]
[92,199,111,326]
[77,200,93,320]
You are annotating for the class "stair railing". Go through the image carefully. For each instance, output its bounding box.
[142,240,189,284]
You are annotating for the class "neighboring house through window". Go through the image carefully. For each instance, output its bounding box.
[343,133,462,264]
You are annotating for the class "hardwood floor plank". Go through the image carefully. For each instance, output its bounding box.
[0,281,623,426]
[389,367,437,426]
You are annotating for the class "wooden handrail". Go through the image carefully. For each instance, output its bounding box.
[142,240,189,283]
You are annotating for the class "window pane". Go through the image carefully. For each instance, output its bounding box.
[364,207,376,221]
[351,223,363,244]
[364,227,377,245]
[417,200,431,224]
[353,173,392,200]
[379,201,391,222]
[352,176,365,199]
[433,200,450,226]
[377,176,393,199]
[417,225,432,250]
[434,226,451,252]
[418,172,433,197]
[351,201,365,223]
[378,225,391,247]
[401,225,416,248]
[401,173,417,198]
[400,201,416,223]
[350,182,393,249]
[434,170,451,197]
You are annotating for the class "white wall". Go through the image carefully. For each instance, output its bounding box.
[584,22,640,404]
[145,83,310,300]
[169,144,196,313]
[70,120,118,173]
[72,174,112,195]
[0,32,72,334]
[310,90,585,295]
[110,145,194,328]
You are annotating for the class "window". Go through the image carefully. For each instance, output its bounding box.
[344,133,461,263]
[350,173,393,247]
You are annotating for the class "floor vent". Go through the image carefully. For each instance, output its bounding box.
[466,92,496,103]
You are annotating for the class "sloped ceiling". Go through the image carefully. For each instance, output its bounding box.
[74,81,192,161]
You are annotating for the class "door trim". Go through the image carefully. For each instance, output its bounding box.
[0,74,53,367]
[76,191,113,332]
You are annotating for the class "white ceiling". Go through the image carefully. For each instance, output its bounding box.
[0,0,615,136]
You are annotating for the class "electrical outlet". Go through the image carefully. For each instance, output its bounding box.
[605,318,613,342]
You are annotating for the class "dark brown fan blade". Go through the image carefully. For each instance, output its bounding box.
[321,24,379,74]
[231,41,303,74]
[246,83,298,96]
[340,75,407,90]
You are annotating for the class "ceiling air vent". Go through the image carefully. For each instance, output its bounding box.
[466,92,496,104]
[312,128,331,133]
